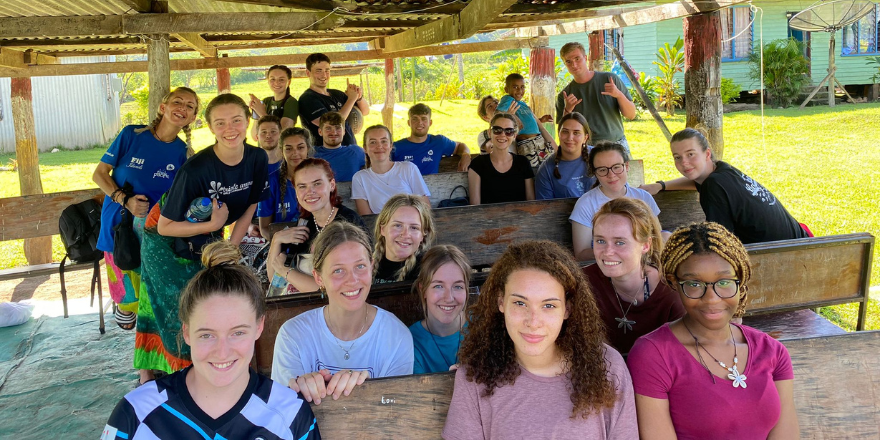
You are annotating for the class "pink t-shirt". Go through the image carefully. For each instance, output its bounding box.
[627,323,794,439]
[442,345,638,440]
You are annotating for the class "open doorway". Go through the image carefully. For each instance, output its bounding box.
[787,11,812,67]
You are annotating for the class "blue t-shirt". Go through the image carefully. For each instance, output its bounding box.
[534,152,596,200]
[97,125,188,252]
[257,169,300,223]
[498,95,540,135]
[392,135,457,175]
[268,160,282,175]
[298,88,357,146]
[409,321,463,374]
[313,145,365,182]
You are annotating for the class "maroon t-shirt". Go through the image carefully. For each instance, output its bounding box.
[584,263,685,354]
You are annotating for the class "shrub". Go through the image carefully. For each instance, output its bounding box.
[653,37,685,116]
[629,72,662,114]
[748,38,810,108]
[867,56,880,83]
[720,78,741,104]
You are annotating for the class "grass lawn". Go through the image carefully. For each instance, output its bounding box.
[1,97,878,330]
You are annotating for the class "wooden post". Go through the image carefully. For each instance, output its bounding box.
[528,46,556,136]
[683,12,724,160]
[396,59,404,102]
[411,57,417,103]
[217,68,231,94]
[11,77,51,265]
[147,34,171,119]
[382,59,396,137]
[365,69,373,103]
[588,31,605,71]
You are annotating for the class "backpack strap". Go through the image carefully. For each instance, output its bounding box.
[59,254,69,318]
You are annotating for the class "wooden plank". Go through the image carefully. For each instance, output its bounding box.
[684,11,724,159]
[0,48,26,69]
[742,310,846,341]
[173,33,217,58]
[0,261,97,282]
[0,189,103,241]
[569,0,750,33]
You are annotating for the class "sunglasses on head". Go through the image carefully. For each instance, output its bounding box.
[491,126,517,136]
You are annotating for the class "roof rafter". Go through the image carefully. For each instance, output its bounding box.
[173,33,217,57]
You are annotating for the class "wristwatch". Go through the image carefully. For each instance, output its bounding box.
[656,180,666,191]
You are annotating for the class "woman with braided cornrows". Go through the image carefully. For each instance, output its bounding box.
[256,127,315,233]
[535,111,596,200]
[372,194,435,284]
[93,87,199,334]
[443,240,637,439]
[627,222,799,439]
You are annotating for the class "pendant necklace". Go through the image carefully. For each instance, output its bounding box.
[326,306,368,360]
[683,320,747,388]
[611,274,649,334]
[315,207,337,234]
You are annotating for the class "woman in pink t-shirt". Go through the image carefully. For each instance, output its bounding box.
[627,222,800,439]
[442,241,637,440]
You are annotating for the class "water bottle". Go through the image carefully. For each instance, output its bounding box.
[267,272,289,298]
[186,197,220,223]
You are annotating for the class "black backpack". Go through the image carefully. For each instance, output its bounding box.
[59,198,103,263]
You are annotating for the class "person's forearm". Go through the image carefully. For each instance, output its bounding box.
[537,122,557,149]
[92,165,120,201]
[619,96,637,120]
[357,98,370,116]
[287,269,319,293]
[229,205,257,244]
[338,97,357,120]
[660,177,696,191]
[157,216,220,237]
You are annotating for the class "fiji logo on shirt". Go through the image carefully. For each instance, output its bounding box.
[127,157,145,170]
[421,150,434,163]
[153,169,171,179]
[166,164,175,171]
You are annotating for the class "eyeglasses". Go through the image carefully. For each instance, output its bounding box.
[593,163,626,177]
[676,279,740,299]
[491,126,517,136]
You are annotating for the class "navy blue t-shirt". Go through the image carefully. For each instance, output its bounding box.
[392,134,457,175]
[313,145,365,183]
[161,144,269,230]
[257,168,300,223]
[298,88,357,146]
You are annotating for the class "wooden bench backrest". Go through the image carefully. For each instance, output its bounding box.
[253,232,875,375]
[0,188,103,241]
[304,330,880,439]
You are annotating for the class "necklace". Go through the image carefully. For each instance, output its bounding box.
[325,306,369,360]
[424,315,462,368]
[610,274,649,334]
[315,207,336,234]
[682,320,747,388]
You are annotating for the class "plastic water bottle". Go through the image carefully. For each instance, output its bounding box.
[186,197,220,223]
[267,272,289,298]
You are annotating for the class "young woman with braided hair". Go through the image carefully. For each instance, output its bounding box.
[535,111,596,200]
[371,194,435,284]
[628,222,799,439]
[92,87,199,333]
[585,197,684,355]
[256,127,315,232]
[443,240,637,439]
[248,65,299,141]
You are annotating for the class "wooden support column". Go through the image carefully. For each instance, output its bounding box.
[147,35,171,119]
[588,31,604,71]
[217,68,231,94]
[382,59,396,137]
[11,77,51,264]
[529,46,557,129]
[683,12,724,159]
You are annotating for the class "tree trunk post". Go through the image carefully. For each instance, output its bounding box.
[529,46,556,137]
[383,58,396,137]
[683,12,724,160]
[11,77,52,264]
[217,68,231,94]
[147,34,171,119]
[588,31,605,71]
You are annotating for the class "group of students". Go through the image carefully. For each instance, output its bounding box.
[93,45,810,439]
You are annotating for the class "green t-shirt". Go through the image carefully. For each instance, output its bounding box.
[555,71,632,143]
[260,95,299,123]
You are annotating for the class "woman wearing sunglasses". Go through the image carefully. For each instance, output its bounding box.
[569,141,662,261]
[467,113,535,205]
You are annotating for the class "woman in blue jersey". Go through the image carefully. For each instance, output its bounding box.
[256,127,315,232]
[103,241,320,440]
[92,87,199,332]
[535,112,595,200]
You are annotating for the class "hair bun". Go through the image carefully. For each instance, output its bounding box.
[200,241,242,268]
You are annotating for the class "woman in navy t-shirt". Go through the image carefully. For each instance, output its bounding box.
[256,127,315,232]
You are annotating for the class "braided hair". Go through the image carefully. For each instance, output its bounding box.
[660,222,751,317]
[553,112,592,180]
[133,87,200,157]
[277,127,315,219]
[372,194,435,282]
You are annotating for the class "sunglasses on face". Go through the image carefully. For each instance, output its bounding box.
[491,126,517,136]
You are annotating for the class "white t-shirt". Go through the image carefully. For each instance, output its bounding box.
[271,306,414,386]
[569,185,661,228]
[351,161,431,214]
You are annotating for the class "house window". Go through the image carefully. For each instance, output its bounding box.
[721,6,753,61]
[604,29,623,62]
[842,4,879,55]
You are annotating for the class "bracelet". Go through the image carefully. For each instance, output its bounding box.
[656,180,666,191]
[110,189,123,204]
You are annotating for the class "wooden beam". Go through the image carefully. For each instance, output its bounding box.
[683,12,724,159]
[0,13,343,38]
[120,0,153,12]
[0,37,548,78]
[377,0,519,53]
[550,0,749,33]
[0,48,26,69]
[147,35,170,121]
[21,51,58,65]
[173,33,217,58]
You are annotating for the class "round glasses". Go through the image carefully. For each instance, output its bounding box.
[677,279,740,299]
[593,163,626,177]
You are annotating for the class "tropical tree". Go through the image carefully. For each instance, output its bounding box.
[653,37,685,116]
[748,39,810,108]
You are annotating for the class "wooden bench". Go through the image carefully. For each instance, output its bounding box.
[304,330,880,438]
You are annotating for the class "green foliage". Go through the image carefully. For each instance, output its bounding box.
[493,55,529,97]
[867,56,880,83]
[720,77,741,104]
[123,86,151,125]
[653,37,685,116]
[748,38,810,108]
[629,72,662,115]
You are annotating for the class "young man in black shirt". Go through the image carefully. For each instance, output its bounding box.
[298,53,371,147]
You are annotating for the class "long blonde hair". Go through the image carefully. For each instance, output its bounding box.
[372,194,435,282]
[134,87,200,157]
[412,245,471,328]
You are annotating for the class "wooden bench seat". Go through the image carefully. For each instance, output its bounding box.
[304,331,880,439]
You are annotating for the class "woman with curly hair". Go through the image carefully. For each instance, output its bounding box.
[371,194,435,284]
[628,222,799,439]
[443,240,637,439]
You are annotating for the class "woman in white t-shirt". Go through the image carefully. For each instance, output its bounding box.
[569,141,663,261]
[352,124,430,215]
[271,221,414,404]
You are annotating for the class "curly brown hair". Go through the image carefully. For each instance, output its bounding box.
[458,240,618,418]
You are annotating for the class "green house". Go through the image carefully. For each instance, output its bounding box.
[546,1,880,92]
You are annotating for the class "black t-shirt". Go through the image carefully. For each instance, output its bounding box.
[374,254,422,284]
[468,153,535,205]
[695,161,808,244]
[298,88,357,146]
[281,204,369,256]
[162,144,269,231]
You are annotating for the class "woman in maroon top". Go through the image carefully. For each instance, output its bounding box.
[585,197,684,354]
